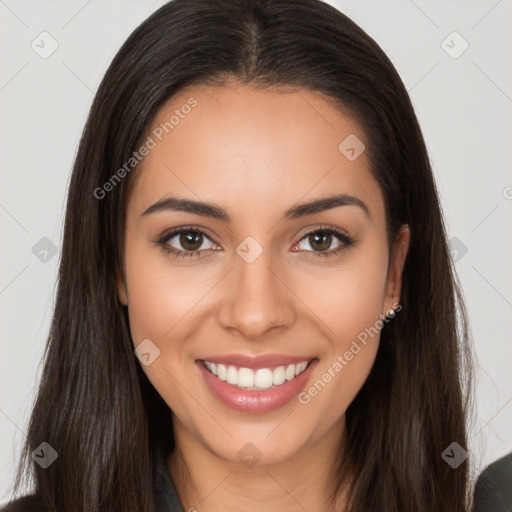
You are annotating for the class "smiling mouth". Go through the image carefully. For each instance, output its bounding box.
[201,359,313,391]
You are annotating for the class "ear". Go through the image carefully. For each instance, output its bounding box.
[116,266,128,306]
[382,224,410,316]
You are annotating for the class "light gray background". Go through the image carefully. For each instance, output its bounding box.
[1,0,511,501]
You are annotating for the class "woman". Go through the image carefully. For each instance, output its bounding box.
[5,0,473,510]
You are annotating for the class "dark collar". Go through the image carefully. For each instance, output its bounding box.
[153,446,185,512]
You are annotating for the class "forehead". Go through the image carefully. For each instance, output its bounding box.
[127,83,384,221]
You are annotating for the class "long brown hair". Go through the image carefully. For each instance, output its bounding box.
[10,0,473,510]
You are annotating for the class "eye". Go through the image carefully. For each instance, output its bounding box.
[292,226,354,257]
[155,225,354,260]
[155,227,219,260]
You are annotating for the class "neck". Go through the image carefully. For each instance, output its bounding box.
[167,417,351,512]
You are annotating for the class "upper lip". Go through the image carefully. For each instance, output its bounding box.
[198,353,315,369]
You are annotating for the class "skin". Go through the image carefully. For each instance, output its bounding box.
[117,80,410,512]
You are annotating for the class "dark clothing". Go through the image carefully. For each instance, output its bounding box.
[1,446,184,512]
[5,450,512,511]
[154,446,185,512]
[473,452,512,512]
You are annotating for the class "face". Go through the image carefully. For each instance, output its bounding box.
[117,81,409,467]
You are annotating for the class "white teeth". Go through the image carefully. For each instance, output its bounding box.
[238,367,255,387]
[273,366,286,386]
[295,361,308,375]
[203,360,310,390]
[254,368,273,388]
[217,363,227,381]
[285,364,295,381]
[226,365,238,385]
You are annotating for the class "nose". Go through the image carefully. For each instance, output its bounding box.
[217,249,296,341]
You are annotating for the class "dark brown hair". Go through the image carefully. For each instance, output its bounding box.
[9,0,473,510]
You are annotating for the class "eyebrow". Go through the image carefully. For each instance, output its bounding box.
[141,194,370,221]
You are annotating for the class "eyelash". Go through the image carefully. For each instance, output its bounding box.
[154,225,354,260]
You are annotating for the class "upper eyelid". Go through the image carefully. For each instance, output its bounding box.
[296,223,350,239]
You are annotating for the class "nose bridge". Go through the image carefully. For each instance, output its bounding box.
[218,244,295,339]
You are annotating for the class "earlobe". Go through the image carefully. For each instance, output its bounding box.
[116,267,128,306]
[383,224,410,315]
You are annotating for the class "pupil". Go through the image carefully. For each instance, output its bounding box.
[180,232,202,251]
[310,232,331,251]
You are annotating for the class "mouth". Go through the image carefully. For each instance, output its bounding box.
[197,355,318,413]
[202,359,311,391]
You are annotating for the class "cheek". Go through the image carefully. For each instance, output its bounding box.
[292,247,388,411]
[294,247,389,344]
[123,245,211,414]
[123,239,208,345]
[121,242,201,395]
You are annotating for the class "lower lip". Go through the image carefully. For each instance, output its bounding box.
[197,359,318,414]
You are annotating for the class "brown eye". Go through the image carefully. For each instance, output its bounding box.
[293,226,354,258]
[307,231,334,252]
[156,227,218,259]
[179,231,204,251]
